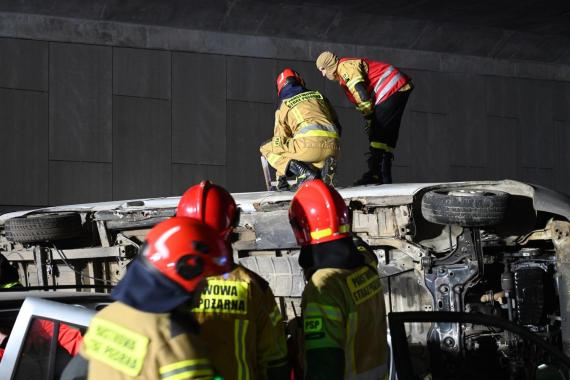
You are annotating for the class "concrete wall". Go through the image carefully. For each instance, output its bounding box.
[1,17,569,209]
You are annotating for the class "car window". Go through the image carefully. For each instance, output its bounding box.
[13,318,85,380]
[0,297,96,380]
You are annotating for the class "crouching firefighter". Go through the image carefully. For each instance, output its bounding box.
[260,68,340,190]
[61,217,233,380]
[288,180,389,380]
[178,181,289,380]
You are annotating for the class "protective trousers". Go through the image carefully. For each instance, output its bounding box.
[355,87,411,185]
[369,87,412,153]
[260,135,338,177]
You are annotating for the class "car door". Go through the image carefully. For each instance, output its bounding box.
[0,297,95,380]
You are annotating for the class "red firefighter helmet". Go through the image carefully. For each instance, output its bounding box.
[142,217,232,293]
[288,179,350,246]
[177,180,238,242]
[276,68,305,96]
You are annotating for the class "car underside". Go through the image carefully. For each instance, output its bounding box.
[1,179,569,379]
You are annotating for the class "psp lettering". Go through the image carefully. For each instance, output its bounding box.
[304,318,323,333]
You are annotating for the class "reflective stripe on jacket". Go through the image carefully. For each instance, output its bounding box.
[276,90,340,141]
[193,265,289,380]
[338,58,409,107]
[301,266,388,379]
[81,302,214,380]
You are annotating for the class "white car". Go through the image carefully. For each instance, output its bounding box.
[0,293,110,379]
[1,179,570,379]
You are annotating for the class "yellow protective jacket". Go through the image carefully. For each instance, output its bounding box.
[301,265,388,380]
[260,90,340,175]
[274,90,340,143]
[192,265,289,380]
[80,301,215,380]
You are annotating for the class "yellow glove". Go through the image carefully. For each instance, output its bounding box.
[356,100,373,117]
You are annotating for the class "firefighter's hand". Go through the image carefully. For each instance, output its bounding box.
[356,100,373,116]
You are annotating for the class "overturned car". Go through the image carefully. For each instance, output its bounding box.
[1,179,569,378]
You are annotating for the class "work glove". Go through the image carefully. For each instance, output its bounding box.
[356,100,373,117]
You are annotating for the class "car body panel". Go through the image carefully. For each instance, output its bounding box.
[1,179,569,378]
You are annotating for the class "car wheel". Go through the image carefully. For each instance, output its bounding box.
[4,213,83,243]
[421,189,509,227]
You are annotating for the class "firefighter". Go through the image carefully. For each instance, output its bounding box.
[288,179,388,380]
[177,181,289,380]
[61,217,232,380]
[260,68,340,190]
[316,51,413,185]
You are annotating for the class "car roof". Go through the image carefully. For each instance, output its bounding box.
[1,179,569,221]
[0,183,439,220]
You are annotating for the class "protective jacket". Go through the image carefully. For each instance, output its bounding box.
[337,58,410,115]
[80,302,215,380]
[260,89,340,176]
[301,265,388,380]
[192,265,289,380]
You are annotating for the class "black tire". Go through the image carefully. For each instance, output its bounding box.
[4,213,82,243]
[421,189,509,227]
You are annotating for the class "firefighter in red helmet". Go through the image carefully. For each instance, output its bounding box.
[289,180,388,380]
[177,180,238,241]
[62,217,231,380]
[316,51,413,185]
[260,68,340,190]
[177,181,289,380]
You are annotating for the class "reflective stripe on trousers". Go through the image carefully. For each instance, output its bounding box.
[370,141,393,152]
[294,124,339,139]
[235,319,250,380]
[372,65,402,105]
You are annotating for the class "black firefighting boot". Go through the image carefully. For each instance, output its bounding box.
[353,149,383,186]
[276,175,291,191]
[288,160,320,191]
[380,151,394,184]
[321,156,337,187]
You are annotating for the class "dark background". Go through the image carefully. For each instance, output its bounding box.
[0,0,569,212]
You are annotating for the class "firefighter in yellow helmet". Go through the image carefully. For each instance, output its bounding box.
[260,68,340,190]
[177,181,289,380]
[61,217,232,380]
[316,51,413,186]
[289,180,389,380]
